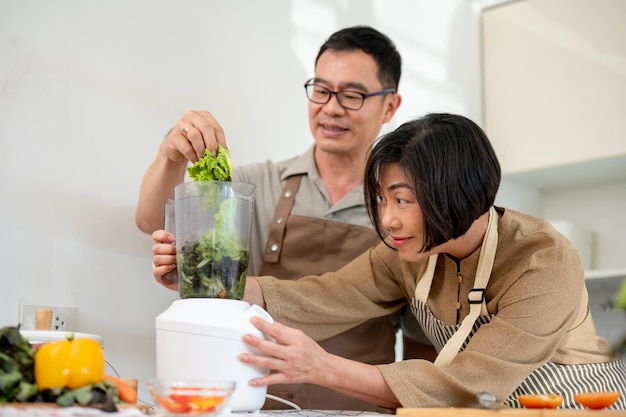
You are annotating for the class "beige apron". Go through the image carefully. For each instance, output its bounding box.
[413,206,497,367]
[260,175,396,411]
[410,207,626,409]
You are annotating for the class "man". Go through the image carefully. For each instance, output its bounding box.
[138,26,433,410]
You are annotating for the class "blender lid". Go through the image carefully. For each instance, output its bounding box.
[156,299,270,340]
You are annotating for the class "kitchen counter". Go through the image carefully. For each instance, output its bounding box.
[0,408,389,417]
[1,407,623,417]
[258,411,390,417]
[396,408,626,416]
[260,409,626,417]
[0,405,145,416]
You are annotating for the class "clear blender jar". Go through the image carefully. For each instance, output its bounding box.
[174,180,256,299]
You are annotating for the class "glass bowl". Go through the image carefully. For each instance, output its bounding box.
[147,379,236,416]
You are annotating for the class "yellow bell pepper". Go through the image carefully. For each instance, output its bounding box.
[35,336,105,390]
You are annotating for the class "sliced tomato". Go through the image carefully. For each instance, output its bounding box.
[188,395,226,411]
[159,392,227,414]
[154,393,191,413]
[518,393,563,409]
[574,391,620,409]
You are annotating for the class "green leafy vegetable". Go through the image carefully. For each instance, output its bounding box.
[178,141,249,299]
[187,144,232,181]
[178,196,248,299]
[51,381,117,411]
[214,198,243,258]
[0,325,37,403]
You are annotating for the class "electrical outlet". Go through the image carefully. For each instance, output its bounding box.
[19,304,78,331]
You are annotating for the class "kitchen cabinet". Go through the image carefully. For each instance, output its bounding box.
[481,0,626,176]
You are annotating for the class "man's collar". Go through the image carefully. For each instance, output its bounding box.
[281,145,318,180]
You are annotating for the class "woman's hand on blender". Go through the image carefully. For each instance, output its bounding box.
[152,230,178,291]
[240,316,395,407]
[239,317,331,387]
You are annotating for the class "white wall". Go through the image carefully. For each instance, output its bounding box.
[0,0,488,403]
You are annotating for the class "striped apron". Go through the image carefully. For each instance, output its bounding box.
[410,207,626,409]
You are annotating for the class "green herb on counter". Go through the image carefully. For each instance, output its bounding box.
[0,325,37,403]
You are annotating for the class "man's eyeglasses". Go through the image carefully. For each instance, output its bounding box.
[304,80,395,111]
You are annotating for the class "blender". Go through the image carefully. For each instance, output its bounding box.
[155,181,272,413]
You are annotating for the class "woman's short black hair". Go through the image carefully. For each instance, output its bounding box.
[365,113,501,252]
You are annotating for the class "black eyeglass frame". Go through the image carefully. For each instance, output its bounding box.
[303,80,395,110]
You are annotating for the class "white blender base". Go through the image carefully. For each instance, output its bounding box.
[156,298,274,412]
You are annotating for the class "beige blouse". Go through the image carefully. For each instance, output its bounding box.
[256,207,616,407]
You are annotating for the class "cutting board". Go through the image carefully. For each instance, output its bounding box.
[397,408,626,417]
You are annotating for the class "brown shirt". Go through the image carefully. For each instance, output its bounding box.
[257,207,615,407]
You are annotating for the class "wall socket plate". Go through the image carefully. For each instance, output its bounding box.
[19,304,78,331]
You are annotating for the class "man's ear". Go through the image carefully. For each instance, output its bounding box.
[382,92,402,123]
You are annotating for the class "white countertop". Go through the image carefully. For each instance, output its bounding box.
[251,411,390,417]
[0,407,391,417]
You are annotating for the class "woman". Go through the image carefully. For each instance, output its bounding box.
[153,113,626,409]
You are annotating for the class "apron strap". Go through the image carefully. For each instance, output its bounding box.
[414,254,438,302]
[435,206,499,367]
[262,175,302,264]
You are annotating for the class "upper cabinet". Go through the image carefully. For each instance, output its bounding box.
[481,0,626,186]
